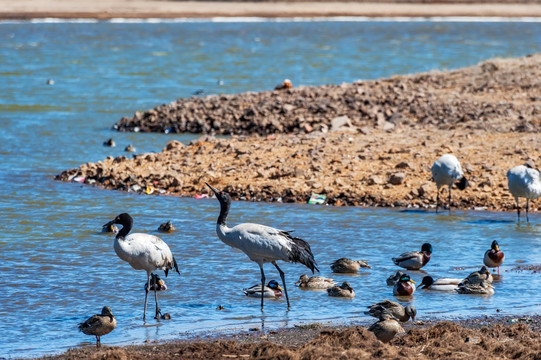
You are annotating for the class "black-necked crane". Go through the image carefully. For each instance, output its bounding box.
[104,213,179,321]
[78,306,116,348]
[206,183,318,310]
[431,154,468,213]
[507,163,541,222]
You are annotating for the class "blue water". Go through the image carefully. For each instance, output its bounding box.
[1,19,541,359]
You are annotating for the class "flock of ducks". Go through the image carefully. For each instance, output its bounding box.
[79,153,536,347]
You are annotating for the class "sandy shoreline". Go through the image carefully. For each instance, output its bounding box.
[2,1,541,19]
[42,315,541,359]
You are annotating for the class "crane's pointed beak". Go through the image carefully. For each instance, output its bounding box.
[206,182,220,195]
[103,219,115,228]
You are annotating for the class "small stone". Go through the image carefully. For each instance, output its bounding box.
[389,172,406,185]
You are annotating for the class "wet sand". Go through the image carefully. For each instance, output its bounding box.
[43,315,541,359]
[2,0,541,19]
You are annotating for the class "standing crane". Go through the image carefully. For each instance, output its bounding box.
[206,183,318,309]
[507,163,541,222]
[104,213,179,321]
[431,154,468,213]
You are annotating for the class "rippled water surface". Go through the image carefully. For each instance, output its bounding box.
[1,19,541,359]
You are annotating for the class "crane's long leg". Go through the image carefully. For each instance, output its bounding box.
[515,197,521,222]
[273,262,290,308]
[436,188,440,213]
[448,186,452,215]
[143,272,151,321]
[526,198,530,223]
[154,288,162,320]
[259,265,265,310]
[95,335,100,348]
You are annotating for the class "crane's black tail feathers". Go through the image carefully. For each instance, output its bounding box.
[164,257,180,277]
[282,231,319,273]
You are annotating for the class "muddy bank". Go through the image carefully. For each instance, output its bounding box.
[115,54,541,136]
[56,54,541,212]
[42,316,541,359]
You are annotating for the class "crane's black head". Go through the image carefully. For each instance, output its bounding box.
[206,183,231,204]
[206,183,231,225]
[104,213,133,238]
[456,176,469,190]
[421,243,433,254]
[420,276,434,288]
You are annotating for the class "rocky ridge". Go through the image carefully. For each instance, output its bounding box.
[56,54,541,212]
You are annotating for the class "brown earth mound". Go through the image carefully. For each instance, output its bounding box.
[43,317,541,360]
[114,54,541,136]
[55,54,541,211]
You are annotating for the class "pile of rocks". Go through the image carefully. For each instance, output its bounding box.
[114,54,541,136]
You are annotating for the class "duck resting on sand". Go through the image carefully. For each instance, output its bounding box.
[368,310,405,343]
[366,299,416,322]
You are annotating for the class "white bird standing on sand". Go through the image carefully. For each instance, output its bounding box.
[206,183,318,309]
[507,163,541,222]
[431,154,469,213]
[104,213,179,321]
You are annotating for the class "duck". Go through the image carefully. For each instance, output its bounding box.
[462,266,493,285]
[456,280,494,295]
[158,221,175,233]
[393,274,416,296]
[274,79,292,90]
[392,243,432,270]
[386,271,405,286]
[103,138,116,147]
[243,280,283,298]
[368,310,405,343]
[419,276,461,291]
[327,281,355,298]
[295,274,336,289]
[330,258,371,273]
[78,306,117,348]
[144,273,167,292]
[101,223,118,234]
[484,240,505,274]
[124,144,136,152]
[366,299,416,322]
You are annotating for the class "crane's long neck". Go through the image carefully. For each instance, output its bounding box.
[217,198,230,226]
[116,220,132,239]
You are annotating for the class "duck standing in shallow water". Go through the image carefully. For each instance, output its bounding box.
[484,240,505,275]
[327,282,355,298]
[393,274,416,296]
[243,280,284,298]
[368,310,405,343]
[392,243,432,270]
[366,300,416,322]
[78,306,117,348]
[419,276,461,291]
[295,274,336,289]
[456,280,494,295]
[330,258,371,273]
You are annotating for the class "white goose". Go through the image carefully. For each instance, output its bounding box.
[431,154,468,213]
[104,213,179,321]
[206,183,318,309]
[507,163,541,222]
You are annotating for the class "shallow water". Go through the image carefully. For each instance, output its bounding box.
[1,19,541,359]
